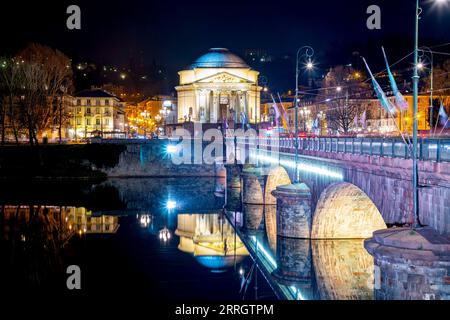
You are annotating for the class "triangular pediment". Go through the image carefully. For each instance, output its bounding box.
[195,72,253,84]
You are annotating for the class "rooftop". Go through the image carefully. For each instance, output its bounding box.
[189,48,250,69]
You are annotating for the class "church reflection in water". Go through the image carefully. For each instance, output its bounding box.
[175,213,249,273]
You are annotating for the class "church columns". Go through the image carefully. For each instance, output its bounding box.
[211,92,219,123]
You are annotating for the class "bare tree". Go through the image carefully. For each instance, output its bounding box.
[0,57,24,144]
[318,65,370,134]
[16,44,73,144]
[422,59,450,98]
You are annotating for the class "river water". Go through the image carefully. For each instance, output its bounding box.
[0,177,374,300]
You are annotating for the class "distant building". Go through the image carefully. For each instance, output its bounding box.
[126,95,176,137]
[70,89,126,139]
[285,94,442,135]
[175,48,261,125]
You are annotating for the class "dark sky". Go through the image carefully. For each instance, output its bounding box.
[1,0,450,90]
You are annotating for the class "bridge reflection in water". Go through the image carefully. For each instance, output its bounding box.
[2,176,445,300]
[225,203,375,300]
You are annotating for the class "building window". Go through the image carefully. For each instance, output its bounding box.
[76,99,81,106]
[87,99,91,106]
[105,118,110,125]
[96,118,100,125]
[86,107,91,114]
[95,108,100,114]
[105,99,110,106]
[96,99,100,106]
[76,118,81,125]
[77,107,81,113]
[86,118,91,126]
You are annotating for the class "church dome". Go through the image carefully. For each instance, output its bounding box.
[195,255,245,273]
[190,48,249,69]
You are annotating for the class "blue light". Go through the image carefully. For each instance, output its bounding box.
[167,200,177,210]
[251,236,277,268]
[167,145,177,154]
[257,154,344,179]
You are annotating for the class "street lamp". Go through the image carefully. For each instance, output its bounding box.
[159,106,171,136]
[140,110,151,139]
[159,227,171,243]
[300,107,311,132]
[411,0,448,228]
[294,46,315,184]
[417,46,434,135]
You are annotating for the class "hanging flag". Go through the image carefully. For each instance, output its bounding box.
[438,101,449,127]
[312,118,319,130]
[277,93,290,126]
[353,114,358,129]
[270,94,281,126]
[382,47,408,111]
[223,117,229,130]
[362,57,397,115]
[360,111,367,129]
[240,111,247,125]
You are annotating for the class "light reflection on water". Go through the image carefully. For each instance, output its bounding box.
[0,177,375,300]
[226,202,375,300]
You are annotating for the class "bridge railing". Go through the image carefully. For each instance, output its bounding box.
[238,137,450,162]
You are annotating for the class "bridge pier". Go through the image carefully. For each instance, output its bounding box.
[365,227,450,300]
[242,204,264,232]
[224,163,242,189]
[272,237,315,299]
[272,183,312,239]
[241,167,266,205]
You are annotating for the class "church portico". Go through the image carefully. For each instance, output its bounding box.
[176,49,261,125]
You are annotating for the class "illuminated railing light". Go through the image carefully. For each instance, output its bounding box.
[251,236,277,268]
[256,154,343,179]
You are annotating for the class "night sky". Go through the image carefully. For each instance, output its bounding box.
[1,0,450,91]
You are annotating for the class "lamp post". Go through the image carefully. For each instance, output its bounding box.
[411,0,447,228]
[160,106,171,136]
[411,0,420,228]
[140,110,150,139]
[294,46,315,184]
[299,106,310,132]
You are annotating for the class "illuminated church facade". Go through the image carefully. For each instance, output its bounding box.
[175,48,261,125]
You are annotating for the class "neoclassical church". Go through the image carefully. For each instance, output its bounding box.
[176,48,261,125]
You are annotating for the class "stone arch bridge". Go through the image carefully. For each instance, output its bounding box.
[224,145,450,238]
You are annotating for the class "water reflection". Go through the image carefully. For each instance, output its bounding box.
[1,205,118,291]
[1,177,433,300]
[227,205,375,300]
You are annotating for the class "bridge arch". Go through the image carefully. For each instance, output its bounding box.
[311,182,387,239]
[264,166,291,205]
